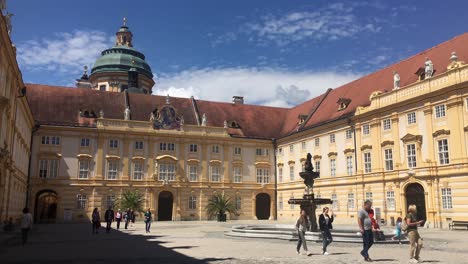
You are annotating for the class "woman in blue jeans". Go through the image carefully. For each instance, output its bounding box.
[319,207,334,255]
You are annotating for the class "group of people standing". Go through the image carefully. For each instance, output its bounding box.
[295,200,424,263]
[91,208,153,234]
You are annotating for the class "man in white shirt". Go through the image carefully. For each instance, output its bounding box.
[21,207,33,246]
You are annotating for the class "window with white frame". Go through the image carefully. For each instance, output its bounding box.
[386,191,395,210]
[189,144,198,153]
[362,124,370,135]
[383,119,391,130]
[235,196,242,210]
[189,196,197,210]
[212,145,220,153]
[289,166,294,181]
[78,160,90,179]
[301,141,307,150]
[289,145,294,152]
[364,152,372,173]
[407,144,417,168]
[290,196,295,209]
[80,138,90,147]
[133,160,144,180]
[39,159,58,178]
[41,136,60,145]
[109,139,118,149]
[278,167,283,183]
[256,168,270,184]
[441,188,453,209]
[384,149,394,171]
[39,160,48,178]
[256,148,269,156]
[330,158,336,177]
[331,194,338,210]
[347,193,355,209]
[106,195,115,209]
[330,134,336,143]
[188,165,198,182]
[315,160,320,173]
[346,129,353,139]
[278,195,283,210]
[41,136,50,145]
[107,160,119,179]
[435,104,446,118]
[314,138,320,147]
[210,165,221,182]
[233,167,242,183]
[49,160,58,178]
[77,194,87,209]
[51,136,60,145]
[346,156,353,175]
[438,139,450,165]
[234,147,241,155]
[159,142,175,151]
[159,163,176,181]
[365,192,373,202]
[316,194,322,209]
[135,141,144,150]
[407,112,417,124]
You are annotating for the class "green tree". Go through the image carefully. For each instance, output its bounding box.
[115,190,146,214]
[205,192,237,221]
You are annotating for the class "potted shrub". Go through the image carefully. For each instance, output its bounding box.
[205,193,237,222]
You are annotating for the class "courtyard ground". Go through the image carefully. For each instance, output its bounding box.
[1,221,467,264]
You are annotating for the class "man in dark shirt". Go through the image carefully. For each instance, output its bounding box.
[104,207,114,233]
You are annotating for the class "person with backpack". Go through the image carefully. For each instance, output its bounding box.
[144,208,152,233]
[104,207,114,233]
[405,205,424,263]
[115,209,122,230]
[319,207,334,255]
[295,209,310,255]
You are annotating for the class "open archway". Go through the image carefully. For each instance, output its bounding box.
[255,193,271,220]
[158,191,173,221]
[405,183,427,221]
[35,190,58,223]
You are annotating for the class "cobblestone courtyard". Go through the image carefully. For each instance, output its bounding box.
[1,221,467,264]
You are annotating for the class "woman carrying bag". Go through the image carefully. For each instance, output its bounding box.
[319,207,334,255]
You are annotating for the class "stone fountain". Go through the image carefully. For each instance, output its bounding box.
[288,153,332,231]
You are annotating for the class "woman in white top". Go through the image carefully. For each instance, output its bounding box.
[21,207,33,246]
[295,210,310,255]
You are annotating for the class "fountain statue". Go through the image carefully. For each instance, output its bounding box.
[288,153,332,231]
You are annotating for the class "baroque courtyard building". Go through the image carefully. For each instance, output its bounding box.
[1,13,468,228]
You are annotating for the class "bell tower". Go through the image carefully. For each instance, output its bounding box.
[115,17,133,47]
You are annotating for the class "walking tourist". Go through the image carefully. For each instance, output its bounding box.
[104,206,114,233]
[20,208,33,246]
[124,208,131,229]
[144,208,152,233]
[131,209,136,227]
[392,217,403,243]
[406,205,424,263]
[92,208,101,234]
[115,209,122,230]
[358,200,374,262]
[368,209,384,241]
[295,209,310,255]
[319,207,333,255]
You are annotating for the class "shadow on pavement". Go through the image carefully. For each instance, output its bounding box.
[0,224,233,264]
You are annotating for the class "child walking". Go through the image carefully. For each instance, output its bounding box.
[392,217,403,244]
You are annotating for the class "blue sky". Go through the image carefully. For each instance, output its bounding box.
[7,0,468,107]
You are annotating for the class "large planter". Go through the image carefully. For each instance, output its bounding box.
[217,213,227,222]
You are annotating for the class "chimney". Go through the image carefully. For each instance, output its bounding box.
[232,96,244,105]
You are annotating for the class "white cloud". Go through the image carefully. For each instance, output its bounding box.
[17,30,111,74]
[155,67,360,107]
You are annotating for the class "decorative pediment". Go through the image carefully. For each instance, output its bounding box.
[360,145,373,151]
[381,140,394,147]
[343,148,355,154]
[209,160,222,165]
[105,155,120,159]
[38,151,62,158]
[255,161,270,167]
[328,152,338,157]
[401,133,422,144]
[288,160,295,165]
[77,154,92,159]
[277,162,284,167]
[231,160,243,165]
[155,155,178,161]
[299,157,306,163]
[187,159,200,164]
[313,155,322,160]
[432,129,450,137]
[131,156,146,160]
[369,91,383,100]
[152,104,182,130]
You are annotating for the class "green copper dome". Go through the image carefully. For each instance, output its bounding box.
[90,46,153,79]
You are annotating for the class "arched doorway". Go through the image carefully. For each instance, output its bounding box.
[256,193,271,220]
[35,190,58,223]
[158,191,173,221]
[405,183,427,221]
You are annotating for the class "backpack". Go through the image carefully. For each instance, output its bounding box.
[401,220,408,232]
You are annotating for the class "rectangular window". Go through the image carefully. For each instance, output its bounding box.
[256,148,268,156]
[365,192,373,202]
[289,166,294,181]
[39,160,48,178]
[383,119,391,130]
[109,139,118,149]
[314,138,320,147]
[407,112,417,124]
[234,147,241,155]
[435,104,446,118]
[386,191,395,210]
[212,145,220,153]
[330,134,336,143]
[160,143,175,151]
[407,144,417,168]
[346,156,353,175]
[106,195,115,209]
[159,142,167,151]
[159,163,176,181]
[331,194,338,210]
[384,149,394,171]
[315,160,320,173]
[438,139,450,165]
[363,124,370,135]
[290,196,295,210]
[301,141,307,150]
[347,193,355,209]
[78,160,89,179]
[233,167,242,183]
[41,136,50,145]
[278,167,283,183]
[167,143,175,151]
[346,129,353,139]
[278,195,283,210]
[133,160,144,180]
[99,85,106,91]
[49,160,58,178]
[235,196,242,210]
[135,141,144,150]
[364,152,372,173]
[189,144,198,153]
[188,165,198,182]
[107,160,119,180]
[330,159,336,177]
[189,196,197,210]
[210,166,221,182]
[51,136,60,145]
[80,138,90,147]
[441,188,453,209]
[289,145,294,152]
[77,194,87,209]
[256,168,270,184]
